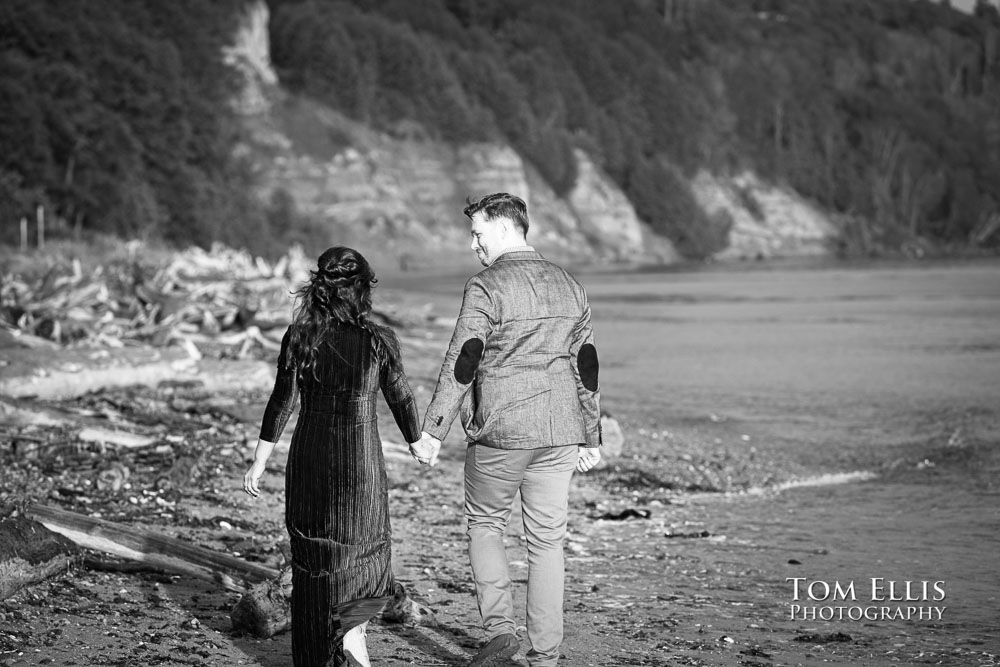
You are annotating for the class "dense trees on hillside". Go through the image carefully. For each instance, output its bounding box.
[0,0,275,254]
[267,0,1000,257]
[2,0,999,258]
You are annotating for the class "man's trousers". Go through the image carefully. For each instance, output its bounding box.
[464,443,577,667]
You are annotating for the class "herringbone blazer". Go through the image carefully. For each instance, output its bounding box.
[423,250,601,449]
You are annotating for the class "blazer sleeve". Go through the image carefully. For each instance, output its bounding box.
[379,329,422,444]
[258,327,298,442]
[569,298,602,447]
[422,277,495,441]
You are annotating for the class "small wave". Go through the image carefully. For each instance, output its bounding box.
[770,470,878,492]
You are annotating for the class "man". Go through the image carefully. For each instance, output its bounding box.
[410,193,602,667]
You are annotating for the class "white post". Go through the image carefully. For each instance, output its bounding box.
[20,217,28,251]
[36,205,44,250]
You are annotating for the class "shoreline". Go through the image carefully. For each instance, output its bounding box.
[2,259,998,666]
[374,250,1000,284]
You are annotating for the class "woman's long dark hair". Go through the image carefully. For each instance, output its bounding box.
[285,246,400,379]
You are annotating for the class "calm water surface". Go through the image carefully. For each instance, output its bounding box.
[585,261,1000,431]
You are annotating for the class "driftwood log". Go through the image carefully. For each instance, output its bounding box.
[0,513,80,600]
[24,503,278,592]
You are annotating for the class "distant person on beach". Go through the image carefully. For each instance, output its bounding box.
[244,246,422,667]
[410,193,602,666]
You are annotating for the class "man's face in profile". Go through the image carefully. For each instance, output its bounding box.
[469,212,505,267]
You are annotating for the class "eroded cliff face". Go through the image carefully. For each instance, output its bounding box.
[240,92,679,268]
[226,0,835,268]
[692,171,837,260]
[223,1,277,116]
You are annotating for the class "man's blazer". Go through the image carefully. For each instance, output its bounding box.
[423,250,601,450]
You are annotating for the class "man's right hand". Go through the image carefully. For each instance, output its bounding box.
[577,446,601,472]
[409,431,441,467]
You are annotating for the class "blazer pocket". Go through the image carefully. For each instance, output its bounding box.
[461,380,495,442]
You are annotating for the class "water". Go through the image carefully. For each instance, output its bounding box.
[584,260,1000,430]
[589,259,1000,659]
[386,258,1000,659]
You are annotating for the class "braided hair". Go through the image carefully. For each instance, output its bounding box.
[285,246,400,379]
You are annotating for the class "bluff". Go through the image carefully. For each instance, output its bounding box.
[4,0,996,262]
[225,1,836,268]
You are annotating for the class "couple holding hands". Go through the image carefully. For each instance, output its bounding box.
[243,193,602,667]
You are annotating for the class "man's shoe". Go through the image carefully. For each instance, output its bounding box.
[468,633,520,666]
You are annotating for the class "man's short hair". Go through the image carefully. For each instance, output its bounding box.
[463,192,529,236]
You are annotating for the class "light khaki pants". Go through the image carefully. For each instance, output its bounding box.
[464,444,577,667]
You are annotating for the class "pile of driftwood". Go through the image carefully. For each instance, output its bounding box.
[1,243,314,360]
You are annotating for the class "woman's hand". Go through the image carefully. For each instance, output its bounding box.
[243,438,277,498]
[243,460,267,497]
[409,431,441,467]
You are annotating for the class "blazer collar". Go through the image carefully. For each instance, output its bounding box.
[491,248,543,264]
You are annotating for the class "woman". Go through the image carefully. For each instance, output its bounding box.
[243,247,422,666]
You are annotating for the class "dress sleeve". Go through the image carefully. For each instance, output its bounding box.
[379,329,421,444]
[258,327,298,442]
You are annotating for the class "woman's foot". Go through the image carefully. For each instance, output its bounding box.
[343,622,371,667]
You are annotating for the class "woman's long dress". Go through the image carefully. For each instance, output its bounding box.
[259,322,420,666]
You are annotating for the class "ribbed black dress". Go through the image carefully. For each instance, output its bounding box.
[259,322,421,667]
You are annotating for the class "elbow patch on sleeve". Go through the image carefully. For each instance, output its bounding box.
[455,338,484,384]
[578,343,599,391]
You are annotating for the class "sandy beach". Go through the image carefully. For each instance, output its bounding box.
[2,259,998,666]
